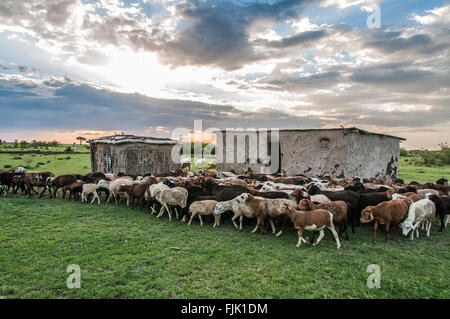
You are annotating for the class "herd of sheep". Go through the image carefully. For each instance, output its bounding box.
[1,167,449,250]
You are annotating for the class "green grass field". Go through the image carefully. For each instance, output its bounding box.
[0,143,90,153]
[1,149,449,298]
[1,197,449,299]
[0,153,91,176]
[398,157,450,184]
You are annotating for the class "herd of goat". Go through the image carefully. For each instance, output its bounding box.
[1,167,449,249]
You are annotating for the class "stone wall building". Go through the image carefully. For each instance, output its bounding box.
[88,135,178,175]
[215,127,405,181]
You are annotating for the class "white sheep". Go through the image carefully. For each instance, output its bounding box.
[217,172,237,179]
[156,187,188,220]
[188,200,220,227]
[104,173,115,180]
[81,183,100,205]
[391,193,406,200]
[401,198,436,239]
[259,181,306,192]
[310,194,331,204]
[146,182,170,213]
[214,197,259,232]
[235,193,297,237]
[417,189,440,197]
[106,177,134,205]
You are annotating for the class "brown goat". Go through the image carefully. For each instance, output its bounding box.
[298,199,349,240]
[63,181,85,200]
[50,174,77,198]
[278,203,341,249]
[120,177,157,208]
[360,199,411,243]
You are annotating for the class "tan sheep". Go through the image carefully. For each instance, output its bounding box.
[188,200,220,227]
[81,183,100,205]
[156,187,188,220]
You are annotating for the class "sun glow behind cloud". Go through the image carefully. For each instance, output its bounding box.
[0,0,449,149]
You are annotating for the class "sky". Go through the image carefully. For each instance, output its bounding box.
[0,0,449,149]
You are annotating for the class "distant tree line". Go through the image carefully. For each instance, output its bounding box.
[401,143,450,166]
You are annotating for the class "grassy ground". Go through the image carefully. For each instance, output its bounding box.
[0,153,215,175]
[0,144,90,153]
[0,153,91,176]
[0,196,449,299]
[398,157,450,184]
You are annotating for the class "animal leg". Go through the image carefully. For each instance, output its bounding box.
[296,229,306,247]
[269,219,276,234]
[328,226,341,249]
[165,204,172,220]
[231,213,240,230]
[157,205,165,218]
[384,221,390,243]
[213,214,220,227]
[240,216,244,230]
[438,213,445,231]
[372,220,378,243]
[199,215,203,227]
[188,212,196,225]
[313,230,325,246]
[258,216,266,234]
[251,219,259,233]
[276,215,289,237]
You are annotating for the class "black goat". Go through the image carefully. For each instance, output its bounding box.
[427,195,450,231]
[308,185,360,232]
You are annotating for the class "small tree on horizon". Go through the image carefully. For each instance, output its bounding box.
[76,136,86,145]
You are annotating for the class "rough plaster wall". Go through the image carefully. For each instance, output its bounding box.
[92,143,176,175]
[217,130,401,180]
[279,131,348,177]
[345,134,400,181]
[216,131,273,173]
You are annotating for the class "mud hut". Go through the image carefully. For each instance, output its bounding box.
[215,127,405,181]
[88,135,177,175]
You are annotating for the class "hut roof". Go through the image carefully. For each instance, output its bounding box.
[88,135,178,145]
[214,127,405,141]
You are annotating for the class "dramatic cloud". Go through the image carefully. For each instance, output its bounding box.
[0,1,449,148]
[0,76,325,133]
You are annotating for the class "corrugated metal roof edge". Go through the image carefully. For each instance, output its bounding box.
[213,127,406,140]
[88,135,178,145]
